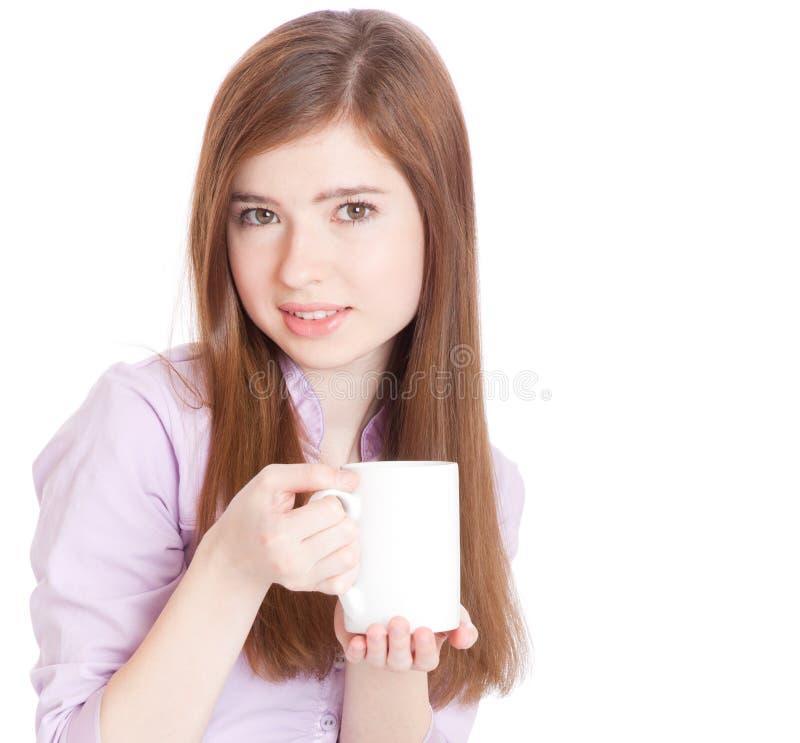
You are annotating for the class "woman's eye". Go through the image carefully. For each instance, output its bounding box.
[239,207,276,226]
[335,201,375,225]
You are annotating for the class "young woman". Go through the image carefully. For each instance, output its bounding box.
[30,9,531,742]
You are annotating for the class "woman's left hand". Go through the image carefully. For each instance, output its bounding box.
[333,598,478,672]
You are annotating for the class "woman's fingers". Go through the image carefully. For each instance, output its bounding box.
[303,517,360,568]
[412,627,440,671]
[365,624,388,667]
[346,635,367,662]
[386,617,412,671]
[261,462,358,499]
[449,607,479,648]
[356,611,476,672]
[306,528,361,590]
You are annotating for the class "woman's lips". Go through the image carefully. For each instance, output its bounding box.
[279,302,349,312]
[280,307,353,337]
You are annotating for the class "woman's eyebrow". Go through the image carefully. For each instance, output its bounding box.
[229,185,388,208]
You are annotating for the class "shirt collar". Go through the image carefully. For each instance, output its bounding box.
[276,348,387,463]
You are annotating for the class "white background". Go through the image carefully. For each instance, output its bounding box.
[4,1,799,740]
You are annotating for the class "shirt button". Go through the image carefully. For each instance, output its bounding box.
[334,651,346,670]
[320,711,339,732]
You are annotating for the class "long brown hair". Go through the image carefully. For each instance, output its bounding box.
[160,8,530,708]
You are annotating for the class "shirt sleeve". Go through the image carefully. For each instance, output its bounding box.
[420,450,527,742]
[29,363,186,743]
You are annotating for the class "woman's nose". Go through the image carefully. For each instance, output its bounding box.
[277,223,334,287]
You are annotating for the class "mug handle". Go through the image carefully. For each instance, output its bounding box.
[308,488,365,619]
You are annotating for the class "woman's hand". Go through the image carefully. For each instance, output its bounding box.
[333,600,478,672]
[202,462,361,594]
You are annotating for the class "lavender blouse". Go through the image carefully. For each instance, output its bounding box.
[29,343,526,742]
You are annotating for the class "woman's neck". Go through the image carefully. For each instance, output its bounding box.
[297,343,391,467]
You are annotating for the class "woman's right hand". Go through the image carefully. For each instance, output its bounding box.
[201,462,362,596]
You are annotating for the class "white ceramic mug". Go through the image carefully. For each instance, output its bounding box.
[309,460,460,634]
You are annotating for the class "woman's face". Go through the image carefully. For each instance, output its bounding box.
[226,120,425,372]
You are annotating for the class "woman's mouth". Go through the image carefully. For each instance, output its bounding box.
[286,308,347,320]
[280,307,353,337]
